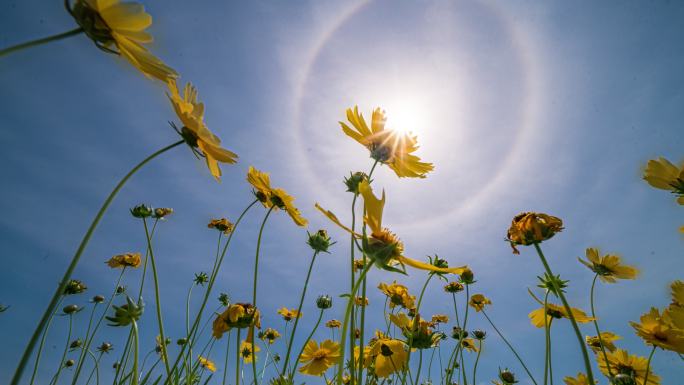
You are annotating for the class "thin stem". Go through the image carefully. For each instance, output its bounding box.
[137,218,159,299]
[11,140,183,385]
[236,329,241,385]
[533,243,595,385]
[643,346,656,385]
[28,297,63,385]
[184,283,195,385]
[415,350,424,385]
[543,291,550,385]
[590,274,614,378]
[250,207,274,385]
[348,193,359,385]
[132,320,140,385]
[292,309,325,379]
[472,340,482,385]
[143,217,172,376]
[481,310,538,385]
[49,314,73,385]
[409,273,434,385]
[84,351,102,385]
[72,302,100,385]
[0,27,84,57]
[222,330,232,385]
[281,251,319,375]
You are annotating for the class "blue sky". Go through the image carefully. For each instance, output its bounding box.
[1,0,683,384]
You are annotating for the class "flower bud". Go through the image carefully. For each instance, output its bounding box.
[194,272,209,285]
[177,338,188,346]
[63,304,80,314]
[307,230,333,253]
[459,268,475,285]
[344,172,368,194]
[472,329,487,340]
[498,368,518,384]
[218,293,230,307]
[116,286,126,295]
[506,212,563,254]
[64,279,87,295]
[451,327,468,340]
[130,204,153,218]
[113,362,120,369]
[444,282,464,293]
[153,207,174,219]
[92,295,105,303]
[65,359,75,368]
[97,342,113,353]
[106,296,143,327]
[316,295,333,309]
[70,339,83,349]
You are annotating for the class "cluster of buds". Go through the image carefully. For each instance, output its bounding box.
[130,205,174,219]
[106,296,143,327]
[307,229,334,253]
[64,279,87,295]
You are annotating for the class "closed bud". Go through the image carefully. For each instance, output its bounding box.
[130,204,153,218]
[64,279,87,295]
[498,368,518,384]
[316,295,333,309]
[459,268,475,285]
[65,359,75,368]
[307,229,333,253]
[97,342,113,353]
[472,329,487,340]
[344,172,369,194]
[70,339,83,349]
[177,338,187,346]
[63,304,80,314]
[92,295,105,303]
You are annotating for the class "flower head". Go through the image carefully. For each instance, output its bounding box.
[69,0,177,81]
[239,340,260,364]
[597,349,661,385]
[326,319,341,329]
[212,303,260,339]
[277,307,301,322]
[563,373,594,385]
[389,313,441,349]
[247,167,307,226]
[198,356,216,372]
[585,332,621,353]
[468,294,492,312]
[259,328,281,344]
[630,307,684,353]
[106,296,143,327]
[578,248,639,283]
[298,339,340,376]
[208,218,234,234]
[378,281,416,310]
[106,252,141,269]
[528,303,595,328]
[316,295,333,309]
[168,80,238,181]
[368,336,408,378]
[506,212,563,254]
[307,230,334,253]
[153,207,173,219]
[340,106,434,178]
[643,157,684,204]
[444,281,464,293]
[64,279,88,295]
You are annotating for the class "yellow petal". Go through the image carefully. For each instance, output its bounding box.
[100,3,152,32]
[396,255,467,275]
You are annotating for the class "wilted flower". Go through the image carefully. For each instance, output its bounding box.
[198,356,216,372]
[431,314,449,325]
[64,279,87,295]
[578,248,639,283]
[316,295,333,309]
[130,204,153,218]
[298,339,340,376]
[506,212,563,254]
[208,218,234,234]
[307,230,334,253]
[106,253,141,269]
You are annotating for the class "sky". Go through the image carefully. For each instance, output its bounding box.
[1,0,683,384]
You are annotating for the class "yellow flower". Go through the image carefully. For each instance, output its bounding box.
[630,307,684,353]
[389,313,440,349]
[528,303,595,328]
[326,319,341,329]
[354,296,369,307]
[298,339,340,376]
[340,106,434,178]
[585,332,621,353]
[239,340,260,364]
[277,307,301,322]
[460,338,479,352]
[212,303,260,339]
[69,0,177,81]
[671,280,684,307]
[506,212,563,254]
[468,294,492,312]
[207,218,234,234]
[315,180,467,275]
[198,356,216,372]
[563,372,594,385]
[168,80,238,181]
[643,157,684,205]
[578,248,639,283]
[378,281,416,310]
[246,167,308,226]
[106,252,141,268]
[597,349,661,385]
[431,314,449,324]
[259,328,281,344]
[368,337,408,378]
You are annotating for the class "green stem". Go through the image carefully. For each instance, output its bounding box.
[415,350,424,385]
[28,297,63,385]
[409,273,434,385]
[292,309,325,379]
[481,309,538,385]
[472,340,482,385]
[137,218,159,299]
[11,140,183,385]
[590,274,614,378]
[0,27,84,57]
[72,302,100,384]
[337,263,373,385]
[543,291,550,385]
[533,243,594,385]
[250,206,274,385]
[349,192,359,385]
[281,251,319,375]
[132,320,140,385]
[185,283,195,385]
[222,329,232,385]
[84,351,102,385]
[236,329,241,385]
[643,346,656,385]
[49,313,73,385]
[143,217,172,376]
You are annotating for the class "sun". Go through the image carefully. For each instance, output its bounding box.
[382,98,429,139]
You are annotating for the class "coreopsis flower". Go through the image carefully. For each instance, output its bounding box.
[506,212,563,254]
[352,259,365,272]
[670,280,684,307]
[168,80,238,180]
[528,303,595,328]
[259,328,281,344]
[246,167,307,226]
[325,319,341,329]
[153,207,173,219]
[106,252,141,269]
[207,218,234,234]
[353,344,372,369]
[340,106,434,178]
[389,313,440,349]
[368,337,408,378]
[563,373,594,385]
[298,339,340,376]
[578,248,639,283]
[97,342,113,353]
[354,296,369,307]
[68,0,177,81]
[316,295,333,309]
[64,279,88,295]
[378,281,416,310]
[460,338,479,352]
[316,180,467,275]
[198,356,216,372]
[497,368,519,384]
[597,349,661,385]
[585,332,621,353]
[212,303,260,339]
[444,281,464,293]
[277,307,301,322]
[630,307,684,353]
[130,204,153,218]
[643,157,684,204]
[239,340,260,364]
[468,294,492,312]
[431,314,449,325]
